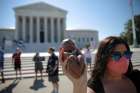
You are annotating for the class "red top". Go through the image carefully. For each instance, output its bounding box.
[12,52,21,64]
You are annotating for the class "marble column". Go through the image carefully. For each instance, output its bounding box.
[63,18,66,40]
[22,16,26,42]
[63,18,66,41]
[51,18,54,43]
[15,16,19,40]
[48,18,51,43]
[60,18,65,41]
[54,18,58,43]
[37,17,40,43]
[44,17,47,43]
[29,16,33,43]
[57,18,60,43]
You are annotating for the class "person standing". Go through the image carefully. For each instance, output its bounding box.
[12,48,22,79]
[84,47,92,71]
[0,47,5,83]
[47,48,59,93]
[33,52,43,80]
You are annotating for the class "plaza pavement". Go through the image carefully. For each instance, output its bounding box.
[0,73,91,93]
[0,75,73,93]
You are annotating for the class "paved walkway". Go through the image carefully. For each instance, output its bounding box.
[0,73,91,93]
[0,75,73,93]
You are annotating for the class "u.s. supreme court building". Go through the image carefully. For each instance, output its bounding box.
[0,2,98,52]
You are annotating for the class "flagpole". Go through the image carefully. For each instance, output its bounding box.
[130,0,137,47]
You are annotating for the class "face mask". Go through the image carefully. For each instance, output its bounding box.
[107,56,129,75]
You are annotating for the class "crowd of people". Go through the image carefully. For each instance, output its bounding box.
[0,36,140,93]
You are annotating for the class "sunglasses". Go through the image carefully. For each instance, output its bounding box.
[64,49,80,56]
[111,51,133,62]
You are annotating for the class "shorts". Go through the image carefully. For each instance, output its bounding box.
[14,63,21,70]
[35,62,43,72]
[48,75,59,82]
[86,58,91,64]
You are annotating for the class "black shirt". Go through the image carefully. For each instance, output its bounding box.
[47,53,59,76]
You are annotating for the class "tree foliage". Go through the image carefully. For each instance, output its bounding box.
[120,15,140,45]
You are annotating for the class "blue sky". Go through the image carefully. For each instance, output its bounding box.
[0,0,140,40]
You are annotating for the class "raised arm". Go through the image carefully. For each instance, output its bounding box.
[59,48,87,93]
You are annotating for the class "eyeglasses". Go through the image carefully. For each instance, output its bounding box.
[111,51,133,62]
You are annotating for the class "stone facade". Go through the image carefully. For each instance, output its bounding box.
[65,29,98,49]
[0,2,98,52]
[13,2,67,52]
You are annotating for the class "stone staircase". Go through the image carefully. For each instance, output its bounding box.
[1,50,140,80]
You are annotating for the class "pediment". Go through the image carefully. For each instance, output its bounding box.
[14,2,67,13]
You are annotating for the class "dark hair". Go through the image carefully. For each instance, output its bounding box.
[91,36,133,79]
[49,47,55,52]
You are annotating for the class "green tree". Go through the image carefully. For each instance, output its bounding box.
[120,15,140,45]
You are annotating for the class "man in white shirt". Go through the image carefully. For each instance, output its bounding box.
[84,47,92,71]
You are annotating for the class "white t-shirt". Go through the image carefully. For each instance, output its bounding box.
[84,49,91,58]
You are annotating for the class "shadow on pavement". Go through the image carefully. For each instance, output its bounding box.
[0,79,20,93]
[30,79,46,91]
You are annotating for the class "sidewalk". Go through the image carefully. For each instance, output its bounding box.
[0,73,91,93]
[0,75,73,93]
